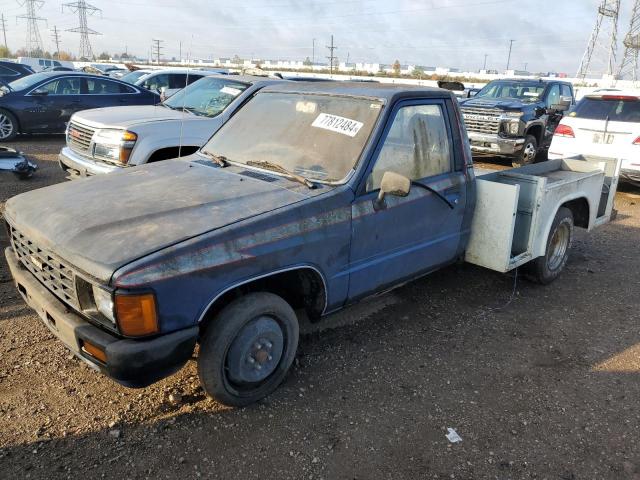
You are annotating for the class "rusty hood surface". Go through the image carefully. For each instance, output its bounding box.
[4,160,310,284]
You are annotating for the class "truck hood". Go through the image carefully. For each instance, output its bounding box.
[72,105,201,129]
[461,97,533,110]
[4,160,309,284]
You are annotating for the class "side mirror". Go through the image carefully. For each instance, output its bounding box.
[549,96,572,114]
[375,171,411,210]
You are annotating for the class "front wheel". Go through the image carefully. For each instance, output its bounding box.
[0,109,18,142]
[512,134,538,167]
[525,207,574,284]
[197,292,299,407]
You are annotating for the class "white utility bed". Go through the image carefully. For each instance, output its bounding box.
[466,157,621,273]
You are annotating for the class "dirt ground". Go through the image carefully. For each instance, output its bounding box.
[1,137,640,480]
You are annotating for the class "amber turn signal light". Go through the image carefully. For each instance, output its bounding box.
[82,340,107,363]
[115,293,159,336]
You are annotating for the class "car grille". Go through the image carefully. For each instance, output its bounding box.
[9,224,80,310]
[67,121,95,155]
[461,107,503,135]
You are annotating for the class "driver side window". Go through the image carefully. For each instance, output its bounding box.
[367,104,451,192]
[35,78,81,96]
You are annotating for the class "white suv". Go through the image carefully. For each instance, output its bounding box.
[549,91,640,184]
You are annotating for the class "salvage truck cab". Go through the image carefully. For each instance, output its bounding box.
[4,83,620,406]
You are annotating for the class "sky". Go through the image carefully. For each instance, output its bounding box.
[0,0,632,74]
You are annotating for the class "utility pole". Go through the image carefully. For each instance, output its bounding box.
[0,14,7,50]
[63,0,101,60]
[483,53,488,71]
[17,0,46,57]
[312,37,315,64]
[506,39,514,71]
[326,35,337,75]
[51,25,61,58]
[179,40,182,62]
[152,38,163,64]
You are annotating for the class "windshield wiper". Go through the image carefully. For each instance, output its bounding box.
[246,160,316,189]
[201,151,229,167]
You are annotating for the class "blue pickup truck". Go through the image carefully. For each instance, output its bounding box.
[3,83,621,406]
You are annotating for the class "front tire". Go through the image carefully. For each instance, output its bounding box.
[0,109,18,142]
[512,134,538,167]
[197,292,299,407]
[525,207,574,284]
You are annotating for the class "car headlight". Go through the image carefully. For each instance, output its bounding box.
[92,285,115,323]
[92,129,137,165]
[508,121,520,135]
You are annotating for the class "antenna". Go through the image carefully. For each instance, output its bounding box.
[17,0,46,57]
[63,0,101,60]
[616,0,640,85]
[577,0,621,79]
[51,25,61,58]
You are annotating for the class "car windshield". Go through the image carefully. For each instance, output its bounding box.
[120,71,148,84]
[163,77,250,117]
[7,73,53,91]
[92,64,115,72]
[202,92,383,183]
[476,81,545,102]
[570,96,640,122]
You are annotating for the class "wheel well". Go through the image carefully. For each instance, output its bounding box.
[200,268,327,327]
[526,124,543,144]
[147,146,200,163]
[0,107,20,133]
[561,197,589,228]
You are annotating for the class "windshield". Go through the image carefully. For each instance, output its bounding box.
[8,73,52,91]
[164,77,250,117]
[476,81,545,102]
[570,97,640,122]
[120,71,148,84]
[202,92,383,182]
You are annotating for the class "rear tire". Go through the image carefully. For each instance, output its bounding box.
[512,134,538,167]
[525,207,574,284]
[197,292,299,407]
[0,109,18,142]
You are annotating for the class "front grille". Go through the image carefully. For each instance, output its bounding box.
[461,106,502,135]
[67,121,95,155]
[9,225,80,310]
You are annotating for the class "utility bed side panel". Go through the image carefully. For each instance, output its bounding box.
[465,179,519,273]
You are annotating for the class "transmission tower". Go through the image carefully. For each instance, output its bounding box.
[51,25,61,58]
[577,0,621,79]
[616,0,640,84]
[63,0,101,60]
[326,35,337,75]
[17,0,46,57]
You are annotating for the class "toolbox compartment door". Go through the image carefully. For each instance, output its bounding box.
[465,179,520,273]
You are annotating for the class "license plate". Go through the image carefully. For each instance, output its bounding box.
[593,132,615,144]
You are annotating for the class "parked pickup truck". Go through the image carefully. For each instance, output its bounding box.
[460,79,575,166]
[58,75,284,178]
[4,83,620,406]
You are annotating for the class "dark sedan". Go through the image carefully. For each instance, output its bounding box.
[0,72,160,141]
[0,61,35,83]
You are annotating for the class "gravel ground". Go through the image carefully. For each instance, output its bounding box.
[1,139,640,480]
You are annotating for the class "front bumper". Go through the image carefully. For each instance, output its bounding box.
[467,132,525,156]
[5,247,198,388]
[58,146,122,179]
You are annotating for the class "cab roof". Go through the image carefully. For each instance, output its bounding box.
[261,81,455,103]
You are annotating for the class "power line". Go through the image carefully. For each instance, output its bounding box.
[17,0,46,57]
[63,0,101,60]
[51,24,60,57]
[326,35,337,75]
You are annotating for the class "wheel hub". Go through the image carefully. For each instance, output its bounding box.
[227,316,284,384]
[548,222,569,271]
[523,142,536,161]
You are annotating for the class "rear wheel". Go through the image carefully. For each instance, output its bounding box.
[525,207,574,284]
[197,292,299,407]
[0,109,18,142]
[512,134,538,167]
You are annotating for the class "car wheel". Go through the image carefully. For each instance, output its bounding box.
[197,292,299,407]
[0,109,18,142]
[512,135,538,167]
[525,207,574,284]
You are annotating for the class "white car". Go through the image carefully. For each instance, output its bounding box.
[135,68,229,99]
[549,91,640,184]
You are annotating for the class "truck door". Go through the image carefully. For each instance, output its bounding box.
[543,84,562,147]
[348,99,468,300]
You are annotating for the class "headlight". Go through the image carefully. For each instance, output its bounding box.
[508,121,520,135]
[92,285,115,323]
[92,129,137,165]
